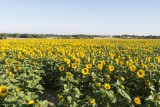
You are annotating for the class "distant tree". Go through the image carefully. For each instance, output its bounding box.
[13,33,20,38]
[0,33,8,39]
[20,34,32,38]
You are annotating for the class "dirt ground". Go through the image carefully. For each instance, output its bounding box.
[39,89,58,107]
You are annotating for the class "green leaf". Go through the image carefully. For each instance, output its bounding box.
[106,90,116,103]
[67,96,72,103]
[146,95,154,101]
[118,88,132,103]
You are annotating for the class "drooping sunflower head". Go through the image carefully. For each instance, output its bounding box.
[145,80,151,86]
[105,74,110,79]
[66,72,73,79]
[90,99,96,104]
[14,65,21,71]
[156,95,160,101]
[58,95,64,102]
[27,100,35,105]
[16,87,20,93]
[9,72,14,78]
[120,76,125,81]
[120,85,125,89]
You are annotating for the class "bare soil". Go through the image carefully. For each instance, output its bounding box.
[39,89,58,107]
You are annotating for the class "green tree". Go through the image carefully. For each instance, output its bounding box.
[13,33,20,38]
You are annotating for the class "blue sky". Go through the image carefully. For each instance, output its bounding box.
[0,0,160,35]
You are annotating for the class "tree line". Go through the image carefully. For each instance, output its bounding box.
[0,33,160,39]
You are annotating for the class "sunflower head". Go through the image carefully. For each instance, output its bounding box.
[97,63,103,70]
[71,63,77,69]
[0,86,8,97]
[59,66,65,71]
[86,64,92,69]
[156,95,160,101]
[96,82,101,87]
[27,100,35,105]
[104,83,111,90]
[145,80,151,86]
[82,68,89,75]
[137,70,145,78]
[134,97,141,105]
[90,99,96,104]
[108,65,114,72]
[129,65,136,72]
[120,76,125,81]
[16,87,20,92]
[105,74,110,79]
[120,85,125,89]
[14,65,21,71]
[58,95,64,102]
[66,72,73,79]
[75,59,80,66]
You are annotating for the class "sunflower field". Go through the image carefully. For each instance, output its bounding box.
[0,39,160,107]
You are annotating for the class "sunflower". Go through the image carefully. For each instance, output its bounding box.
[58,95,64,102]
[134,97,141,105]
[66,72,73,79]
[75,59,80,66]
[82,68,89,75]
[137,70,145,78]
[16,87,20,92]
[120,76,125,81]
[156,56,160,63]
[115,58,120,63]
[97,63,103,70]
[9,72,14,78]
[5,58,9,64]
[59,66,65,71]
[0,86,8,97]
[100,60,105,66]
[90,99,96,104]
[134,57,138,62]
[5,69,9,73]
[66,58,70,65]
[86,64,92,69]
[37,58,41,62]
[145,80,151,86]
[108,65,114,72]
[27,100,35,105]
[96,82,101,87]
[105,74,110,79]
[120,85,125,89]
[129,65,136,72]
[92,77,96,81]
[104,83,111,90]
[87,57,91,61]
[157,95,160,101]
[14,65,21,71]
[71,63,77,69]
[109,53,115,59]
